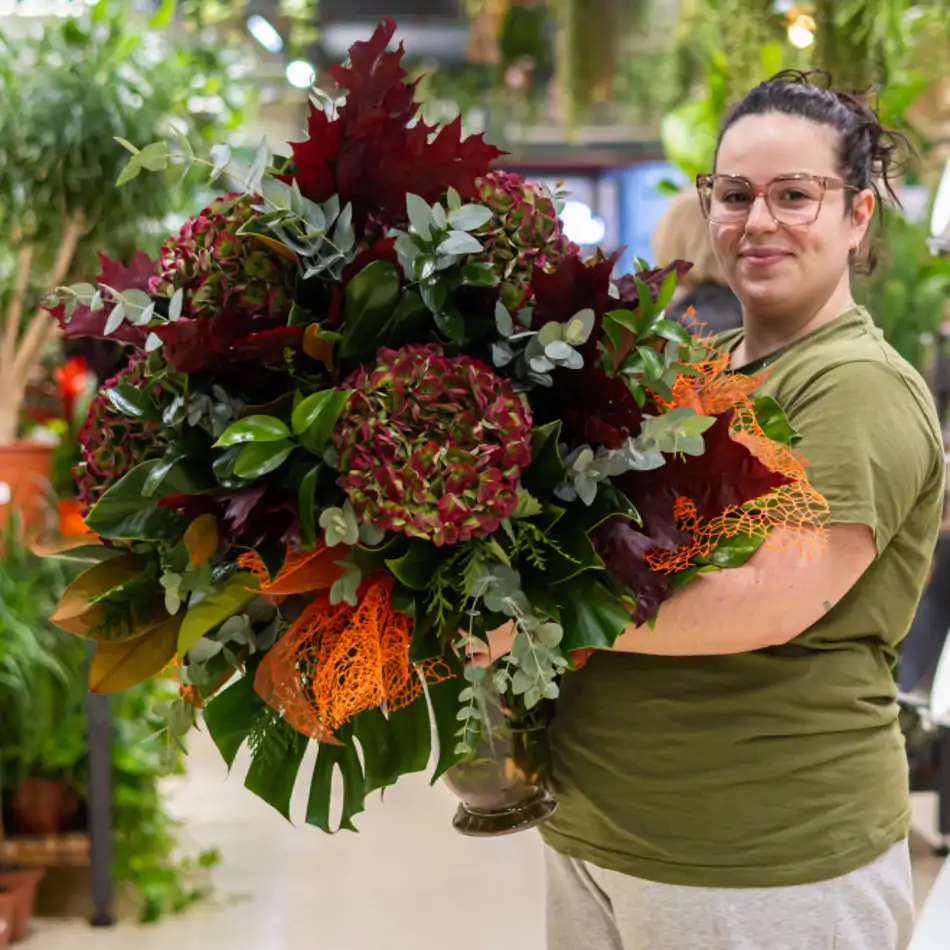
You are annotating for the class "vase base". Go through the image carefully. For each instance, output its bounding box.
[452,790,557,837]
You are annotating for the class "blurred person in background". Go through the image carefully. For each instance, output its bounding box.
[652,188,743,333]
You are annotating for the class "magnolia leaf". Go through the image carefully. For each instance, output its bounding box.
[51,553,148,638]
[233,440,294,479]
[216,415,291,446]
[177,573,260,656]
[184,513,219,567]
[89,615,180,694]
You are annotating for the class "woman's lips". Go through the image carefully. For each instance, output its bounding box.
[739,250,791,268]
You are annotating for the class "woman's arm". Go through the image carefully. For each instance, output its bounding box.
[478,522,876,662]
[611,522,875,655]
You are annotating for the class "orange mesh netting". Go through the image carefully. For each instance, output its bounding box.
[253,574,452,742]
[238,544,344,600]
[644,315,829,574]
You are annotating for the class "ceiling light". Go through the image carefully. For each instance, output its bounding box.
[787,17,815,50]
[247,14,283,54]
[560,201,607,246]
[286,59,316,90]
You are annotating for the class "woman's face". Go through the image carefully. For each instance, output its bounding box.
[709,113,875,320]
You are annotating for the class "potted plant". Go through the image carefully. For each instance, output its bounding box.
[0,0,248,533]
[0,520,88,836]
[0,870,45,944]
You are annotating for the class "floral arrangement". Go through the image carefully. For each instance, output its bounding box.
[45,19,826,832]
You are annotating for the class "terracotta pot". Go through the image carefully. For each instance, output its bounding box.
[11,779,79,836]
[0,442,55,537]
[0,889,16,949]
[0,870,45,942]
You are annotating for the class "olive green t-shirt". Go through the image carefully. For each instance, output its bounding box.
[541,306,945,887]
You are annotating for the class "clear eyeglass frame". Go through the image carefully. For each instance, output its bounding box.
[695,173,858,227]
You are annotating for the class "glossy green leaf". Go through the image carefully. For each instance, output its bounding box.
[84,459,206,538]
[300,390,350,456]
[697,532,765,569]
[386,540,446,591]
[307,732,350,833]
[753,395,801,446]
[387,692,432,775]
[340,260,401,360]
[216,415,291,447]
[291,390,335,436]
[353,708,401,795]
[105,384,151,418]
[428,656,467,782]
[233,440,294,479]
[652,318,691,346]
[556,575,631,654]
[245,729,306,822]
[202,674,265,770]
[524,421,565,497]
[177,573,260,655]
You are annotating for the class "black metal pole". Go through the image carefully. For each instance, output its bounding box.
[938,726,950,857]
[85,642,115,927]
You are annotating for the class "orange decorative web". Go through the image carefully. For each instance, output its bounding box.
[238,544,344,602]
[253,574,452,743]
[645,316,829,574]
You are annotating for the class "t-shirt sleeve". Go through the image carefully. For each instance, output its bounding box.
[787,360,937,553]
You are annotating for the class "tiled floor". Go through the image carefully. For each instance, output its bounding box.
[27,731,947,950]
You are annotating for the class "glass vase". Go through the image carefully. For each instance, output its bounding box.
[443,675,557,837]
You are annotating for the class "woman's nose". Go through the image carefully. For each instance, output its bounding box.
[744,195,777,233]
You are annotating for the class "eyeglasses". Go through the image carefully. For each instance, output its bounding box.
[696,173,858,227]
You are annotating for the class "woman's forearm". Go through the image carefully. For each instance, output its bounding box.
[610,524,875,657]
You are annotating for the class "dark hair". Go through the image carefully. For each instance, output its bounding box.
[715,70,912,274]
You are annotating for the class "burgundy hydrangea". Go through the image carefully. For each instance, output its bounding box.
[73,356,166,513]
[333,344,533,546]
[475,170,577,309]
[149,192,296,323]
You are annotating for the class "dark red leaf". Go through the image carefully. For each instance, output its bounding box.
[283,19,504,227]
[597,412,793,624]
[614,260,693,309]
[531,250,623,331]
[593,517,680,626]
[56,251,158,344]
[281,106,341,204]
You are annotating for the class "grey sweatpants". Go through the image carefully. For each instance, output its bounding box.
[546,840,915,950]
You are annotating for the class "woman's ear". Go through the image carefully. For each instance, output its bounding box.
[850,188,876,244]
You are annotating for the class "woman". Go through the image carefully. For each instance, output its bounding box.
[479,73,946,949]
[652,188,743,333]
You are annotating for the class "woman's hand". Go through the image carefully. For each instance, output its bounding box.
[466,621,516,667]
